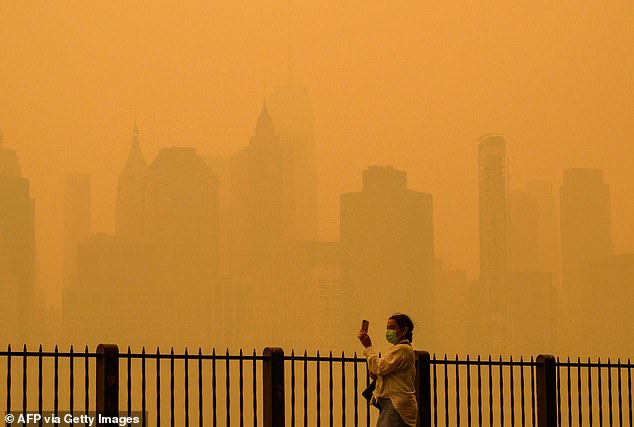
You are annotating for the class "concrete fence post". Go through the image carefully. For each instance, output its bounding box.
[96,344,119,426]
[415,350,432,427]
[536,354,557,427]
[263,347,285,427]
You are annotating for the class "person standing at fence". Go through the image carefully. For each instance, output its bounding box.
[358,313,417,427]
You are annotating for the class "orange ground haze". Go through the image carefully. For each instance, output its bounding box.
[1,0,633,308]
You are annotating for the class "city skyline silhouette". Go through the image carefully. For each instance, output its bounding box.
[1,1,633,359]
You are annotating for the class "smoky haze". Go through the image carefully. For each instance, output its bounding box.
[0,1,633,357]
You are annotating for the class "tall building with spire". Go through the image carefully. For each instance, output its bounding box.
[0,134,36,342]
[230,103,295,275]
[478,134,510,351]
[116,123,147,241]
[267,86,318,241]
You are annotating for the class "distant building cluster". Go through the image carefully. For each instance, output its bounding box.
[1,93,633,356]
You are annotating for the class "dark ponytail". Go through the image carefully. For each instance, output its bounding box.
[389,313,414,342]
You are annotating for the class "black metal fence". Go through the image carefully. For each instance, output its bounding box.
[1,345,633,427]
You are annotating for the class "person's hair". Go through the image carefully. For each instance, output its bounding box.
[389,313,414,342]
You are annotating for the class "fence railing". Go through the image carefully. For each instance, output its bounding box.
[1,345,632,427]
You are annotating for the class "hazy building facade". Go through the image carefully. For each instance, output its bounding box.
[115,124,147,241]
[63,173,92,284]
[478,134,510,350]
[560,168,612,289]
[268,85,319,241]
[341,166,434,346]
[0,135,36,342]
[230,104,294,275]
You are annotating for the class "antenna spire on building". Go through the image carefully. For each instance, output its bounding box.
[287,0,293,86]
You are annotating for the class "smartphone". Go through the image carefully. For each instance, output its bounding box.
[361,320,369,333]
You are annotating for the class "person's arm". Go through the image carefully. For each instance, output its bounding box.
[363,345,406,376]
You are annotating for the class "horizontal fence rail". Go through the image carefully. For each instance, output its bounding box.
[1,346,633,427]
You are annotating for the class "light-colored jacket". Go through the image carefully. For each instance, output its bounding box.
[363,341,417,426]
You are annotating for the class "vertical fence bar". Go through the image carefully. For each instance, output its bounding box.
[489,355,494,427]
[70,346,74,418]
[6,345,10,422]
[432,354,437,427]
[499,356,504,427]
[616,360,621,427]
[211,349,217,427]
[557,357,561,427]
[85,346,90,425]
[608,357,613,427]
[467,355,472,427]
[341,352,346,427]
[520,357,526,427]
[531,356,537,426]
[577,358,583,427]
[456,355,461,427]
[184,348,189,427]
[198,349,203,427]
[317,351,321,427]
[536,354,556,427]
[627,359,631,427]
[54,346,59,422]
[262,347,285,427]
[303,351,308,427]
[96,344,119,425]
[225,349,230,427]
[291,350,295,427]
[567,358,572,427]
[329,351,333,427]
[477,355,482,427]
[38,345,43,421]
[141,348,146,427]
[22,344,27,418]
[253,349,258,427]
[156,348,161,427]
[510,357,515,427]
[443,355,449,427]
[353,353,358,427]
[127,347,132,423]
[239,349,244,427]
[415,351,431,427]
[170,348,174,427]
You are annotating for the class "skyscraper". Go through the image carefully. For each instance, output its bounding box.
[63,173,91,284]
[116,123,147,241]
[230,103,295,275]
[478,134,510,350]
[560,168,612,289]
[341,165,434,346]
[0,134,36,342]
[268,85,319,241]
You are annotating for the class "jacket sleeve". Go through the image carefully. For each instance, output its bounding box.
[363,345,406,376]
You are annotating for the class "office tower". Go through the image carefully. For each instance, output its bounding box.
[560,169,612,289]
[144,147,220,288]
[202,156,231,277]
[116,123,147,241]
[478,134,510,350]
[63,234,166,347]
[142,147,219,346]
[526,180,560,285]
[509,190,539,272]
[0,135,36,341]
[341,166,434,346]
[268,85,319,241]
[230,104,294,275]
[63,173,92,284]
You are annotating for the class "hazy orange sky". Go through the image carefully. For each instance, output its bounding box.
[1,1,633,306]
